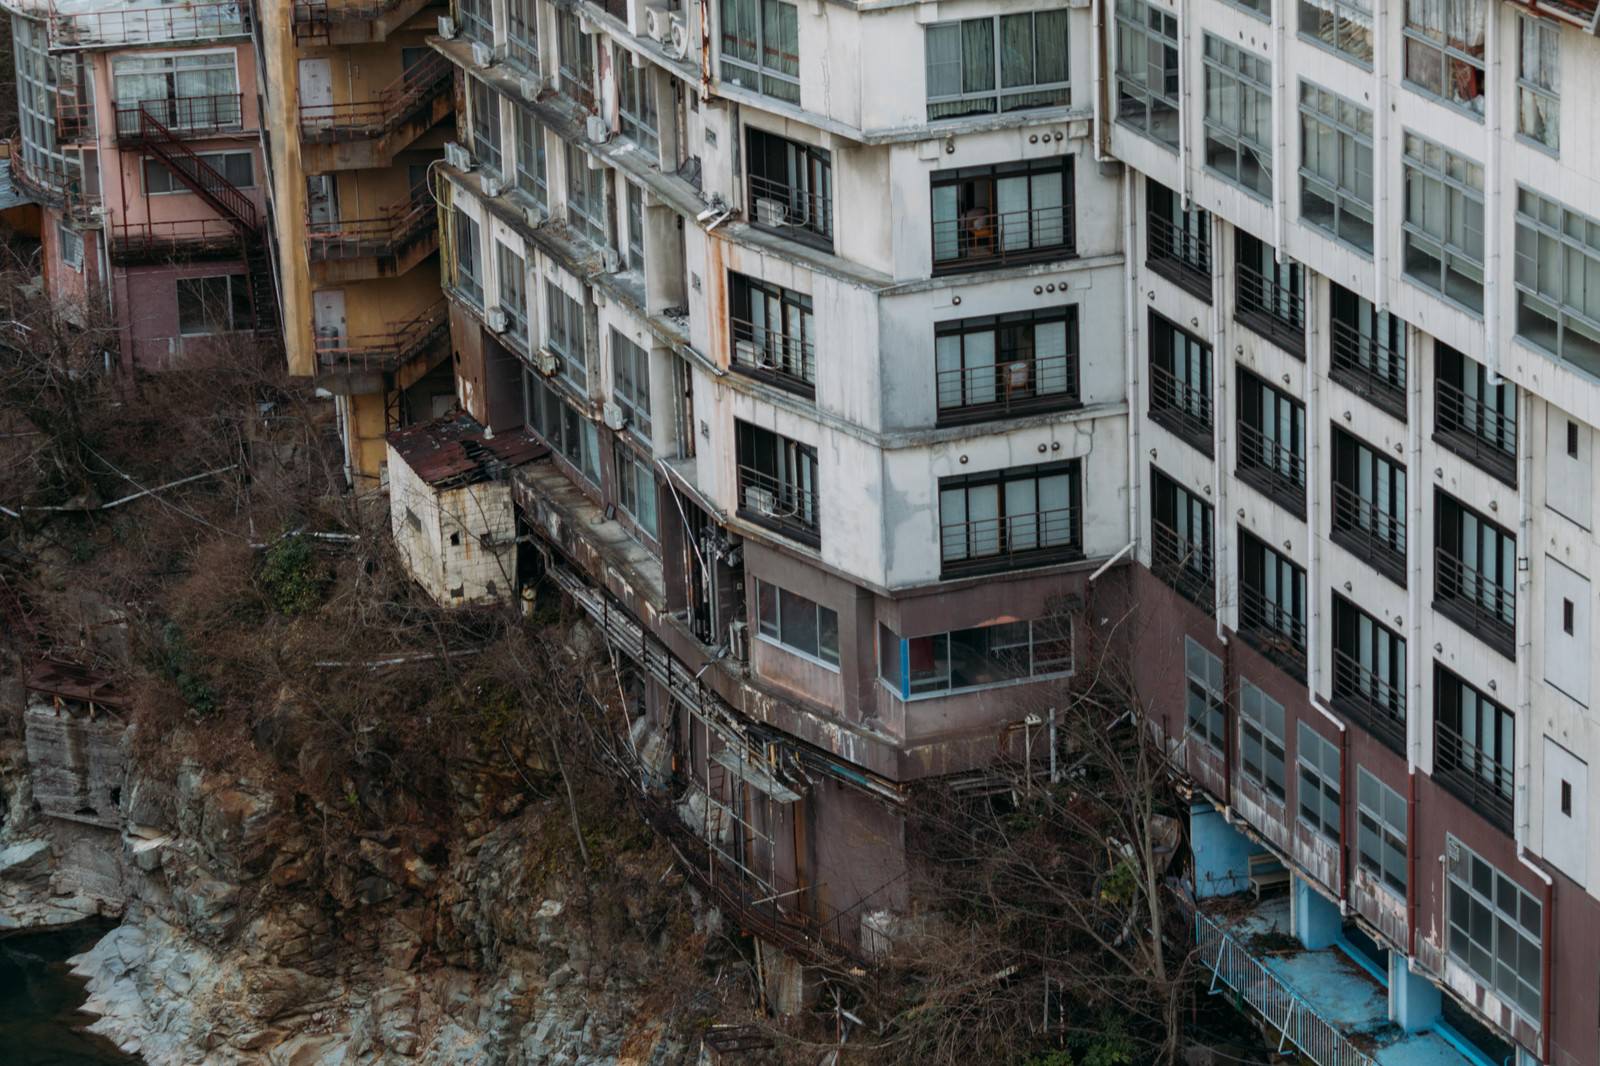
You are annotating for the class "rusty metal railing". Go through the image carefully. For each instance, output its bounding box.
[315,298,448,373]
[307,192,436,262]
[298,50,451,142]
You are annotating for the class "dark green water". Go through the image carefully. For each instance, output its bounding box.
[0,925,141,1065]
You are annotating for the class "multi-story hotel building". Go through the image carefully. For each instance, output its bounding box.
[4,0,274,365]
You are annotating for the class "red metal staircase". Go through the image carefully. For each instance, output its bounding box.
[129,105,279,340]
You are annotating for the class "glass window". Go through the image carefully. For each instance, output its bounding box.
[176,274,251,335]
[612,330,652,439]
[143,150,253,194]
[1146,180,1211,297]
[1297,722,1341,841]
[756,580,839,667]
[1434,664,1514,828]
[525,370,601,484]
[729,271,816,392]
[935,306,1078,423]
[1514,186,1600,379]
[1446,840,1542,1021]
[938,460,1082,573]
[57,222,84,272]
[1402,132,1484,313]
[1238,530,1306,675]
[1239,680,1286,802]
[736,421,820,543]
[1357,768,1407,895]
[453,208,483,308]
[618,57,660,158]
[1299,0,1373,64]
[720,0,800,104]
[1331,426,1407,579]
[1329,282,1407,415]
[626,182,645,271]
[1517,16,1558,152]
[515,109,547,209]
[545,281,587,394]
[112,51,241,133]
[459,0,493,44]
[880,616,1073,697]
[1114,0,1178,148]
[566,142,608,248]
[1152,469,1214,609]
[1435,491,1516,654]
[1148,311,1213,453]
[507,0,539,74]
[497,242,527,343]
[1185,637,1225,751]
[558,10,595,107]
[1235,232,1305,350]
[746,127,832,247]
[1299,82,1374,253]
[1203,35,1272,199]
[931,157,1074,272]
[1435,344,1516,482]
[470,78,503,175]
[1332,596,1407,751]
[1404,0,1486,116]
[614,442,659,540]
[925,11,1069,121]
[1237,367,1307,509]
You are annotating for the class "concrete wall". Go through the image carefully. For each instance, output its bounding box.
[388,441,517,604]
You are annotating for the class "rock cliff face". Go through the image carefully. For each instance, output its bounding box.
[0,704,715,1065]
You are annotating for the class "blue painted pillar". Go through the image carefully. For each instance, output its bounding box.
[1291,875,1340,950]
[1190,804,1259,898]
[1388,953,1442,1033]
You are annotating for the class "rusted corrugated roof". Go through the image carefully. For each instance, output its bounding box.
[387,413,546,489]
[26,657,128,709]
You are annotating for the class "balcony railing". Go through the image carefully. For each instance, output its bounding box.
[1236,262,1306,355]
[55,100,96,143]
[729,317,815,397]
[110,219,242,264]
[939,506,1082,577]
[1238,584,1306,678]
[1194,909,1377,1066]
[299,50,451,142]
[1433,724,1514,832]
[747,173,832,248]
[293,0,421,24]
[1148,213,1211,301]
[1330,319,1406,419]
[49,2,251,48]
[1434,379,1517,487]
[1331,648,1406,755]
[315,298,449,373]
[1152,519,1213,611]
[307,193,436,262]
[931,204,1073,274]
[115,95,244,142]
[1148,363,1213,455]
[9,146,101,223]
[936,351,1079,426]
[1330,483,1406,585]
[737,466,820,547]
[1434,547,1515,658]
[1236,421,1306,515]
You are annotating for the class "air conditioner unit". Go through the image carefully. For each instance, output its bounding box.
[644,4,672,44]
[534,348,561,376]
[743,485,778,517]
[734,338,757,367]
[601,248,621,273]
[667,13,689,58]
[481,173,504,198]
[485,307,509,333]
[754,197,787,227]
[519,76,541,101]
[728,619,749,662]
[470,40,494,67]
[437,15,458,37]
[523,204,547,228]
[602,401,627,430]
[443,141,473,171]
[585,114,610,144]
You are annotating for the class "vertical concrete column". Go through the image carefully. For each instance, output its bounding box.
[1291,875,1338,950]
[1387,954,1441,1033]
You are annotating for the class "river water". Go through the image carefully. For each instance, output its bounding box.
[0,925,141,1065]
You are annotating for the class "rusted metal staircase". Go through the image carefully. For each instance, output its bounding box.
[127,105,279,340]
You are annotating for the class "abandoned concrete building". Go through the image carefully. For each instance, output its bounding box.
[9,0,1600,1060]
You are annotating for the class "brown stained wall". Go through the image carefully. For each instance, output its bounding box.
[450,302,488,424]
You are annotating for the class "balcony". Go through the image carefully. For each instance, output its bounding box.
[1152,519,1213,611]
[298,51,452,170]
[736,465,820,548]
[729,317,815,398]
[1147,212,1211,302]
[1331,649,1406,755]
[115,95,245,144]
[1434,548,1515,659]
[747,173,832,250]
[48,2,250,48]
[307,193,438,284]
[1330,483,1406,586]
[1433,723,1514,833]
[1434,379,1516,487]
[939,506,1082,578]
[315,299,449,377]
[931,205,1073,275]
[1236,262,1306,356]
[1236,421,1306,517]
[110,219,242,265]
[292,0,437,43]
[1148,363,1213,456]
[8,146,100,224]
[936,350,1079,426]
[55,100,96,143]
[1238,585,1306,679]
[1330,319,1406,420]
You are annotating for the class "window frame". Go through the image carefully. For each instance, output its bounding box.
[1237,528,1307,676]
[930,156,1075,274]
[176,273,251,336]
[524,369,601,485]
[143,150,253,195]
[937,459,1083,577]
[1236,366,1307,516]
[1513,185,1600,381]
[756,579,840,669]
[719,0,801,104]
[496,241,528,344]
[878,616,1073,699]
[1297,722,1341,842]
[611,329,652,441]
[728,271,816,396]
[1328,282,1407,418]
[1402,0,1487,118]
[1185,636,1226,752]
[1434,343,1516,486]
[1202,34,1273,200]
[924,10,1071,122]
[933,305,1080,425]
[544,280,588,395]
[469,77,503,175]
[1238,679,1287,804]
[1401,131,1485,315]
[617,56,660,159]
[1445,837,1542,1023]
[452,207,484,308]
[746,126,833,249]
[1331,594,1407,753]
[1146,179,1211,300]
[515,108,547,209]
[1148,310,1214,455]
[1330,425,1407,586]
[1357,767,1408,897]
[1298,81,1374,254]
[1114,0,1179,149]
[613,439,659,542]
[565,142,609,249]
[1152,467,1215,610]
[1298,0,1373,66]
[1433,663,1514,831]
[1516,14,1559,154]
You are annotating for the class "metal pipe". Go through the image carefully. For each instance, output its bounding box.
[1483,2,1503,386]
[1270,0,1287,260]
[1091,0,1110,162]
[1210,211,1229,646]
[1372,0,1390,314]
[1406,323,1423,773]
[1304,273,1322,698]
[1090,539,1136,582]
